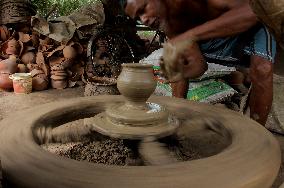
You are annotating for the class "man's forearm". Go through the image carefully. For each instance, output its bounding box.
[177,4,258,42]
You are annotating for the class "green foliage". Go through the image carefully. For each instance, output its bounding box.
[30,0,100,17]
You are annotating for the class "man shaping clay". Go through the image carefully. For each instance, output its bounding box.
[125,0,276,125]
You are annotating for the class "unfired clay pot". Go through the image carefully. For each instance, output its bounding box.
[117,63,156,105]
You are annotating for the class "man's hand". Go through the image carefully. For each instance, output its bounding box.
[160,38,208,83]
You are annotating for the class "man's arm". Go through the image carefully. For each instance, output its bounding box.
[172,2,258,42]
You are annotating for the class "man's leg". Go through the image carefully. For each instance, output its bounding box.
[171,79,189,98]
[249,55,273,125]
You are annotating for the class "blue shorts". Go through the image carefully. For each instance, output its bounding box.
[199,24,276,67]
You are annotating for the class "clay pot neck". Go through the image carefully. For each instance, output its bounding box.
[117,63,156,106]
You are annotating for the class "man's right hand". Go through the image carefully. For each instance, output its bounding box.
[160,38,208,83]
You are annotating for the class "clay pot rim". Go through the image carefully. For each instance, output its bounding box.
[50,75,67,80]
[9,73,31,81]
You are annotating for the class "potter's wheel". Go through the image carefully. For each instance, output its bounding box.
[90,102,178,139]
[0,64,281,188]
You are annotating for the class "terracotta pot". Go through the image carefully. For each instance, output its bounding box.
[0,26,9,41]
[17,64,28,73]
[50,74,66,80]
[30,69,45,77]
[5,39,20,55]
[51,71,68,77]
[63,46,77,59]
[9,73,32,94]
[21,52,36,65]
[0,73,13,89]
[117,64,156,105]
[51,79,67,89]
[32,75,48,91]
[0,55,18,74]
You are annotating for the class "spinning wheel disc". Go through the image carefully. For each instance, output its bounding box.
[0,96,280,188]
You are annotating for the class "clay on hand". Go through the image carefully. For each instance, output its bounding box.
[160,39,207,83]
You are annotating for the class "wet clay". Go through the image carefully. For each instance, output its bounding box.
[0,95,280,188]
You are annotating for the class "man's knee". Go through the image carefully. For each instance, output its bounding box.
[250,56,273,82]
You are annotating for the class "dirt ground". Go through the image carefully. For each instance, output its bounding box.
[0,85,284,187]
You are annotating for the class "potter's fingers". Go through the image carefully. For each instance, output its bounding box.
[159,61,169,79]
[139,139,177,165]
[51,123,92,143]
[166,73,184,83]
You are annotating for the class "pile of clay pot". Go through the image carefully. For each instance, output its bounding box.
[0,25,86,91]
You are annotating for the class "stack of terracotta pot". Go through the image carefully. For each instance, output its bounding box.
[50,64,68,89]
[48,43,84,89]
[0,0,36,25]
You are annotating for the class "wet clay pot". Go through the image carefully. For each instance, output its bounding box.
[117,63,156,106]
